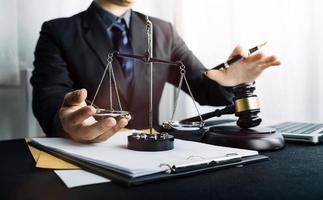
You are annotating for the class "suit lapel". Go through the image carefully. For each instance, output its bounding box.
[82,3,129,105]
[82,3,112,69]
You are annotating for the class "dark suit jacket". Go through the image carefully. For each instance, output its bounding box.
[31,2,233,137]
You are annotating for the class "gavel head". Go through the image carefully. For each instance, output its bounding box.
[232,83,262,129]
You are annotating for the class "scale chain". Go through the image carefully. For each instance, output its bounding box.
[110,60,123,111]
[183,73,204,123]
[91,55,111,107]
[108,59,113,110]
[171,73,184,121]
[171,64,204,124]
[91,53,123,112]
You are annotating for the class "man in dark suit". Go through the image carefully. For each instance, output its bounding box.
[31,0,280,143]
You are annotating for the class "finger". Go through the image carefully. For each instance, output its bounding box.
[259,60,281,69]
[259,56,281,69]
[229,45,249,59]
[62,89,87,107]
[90,118,128,143]
[122,114,132,121]
[81,117,117,140]
[262,55,281,65]
[230,45,242,57]
[68,106,96,125]
[245,52,265,63]
[117,118,129,128]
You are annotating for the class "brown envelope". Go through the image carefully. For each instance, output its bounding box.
[26,137,79,169]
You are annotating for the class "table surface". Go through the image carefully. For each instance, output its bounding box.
[1,138,323,200]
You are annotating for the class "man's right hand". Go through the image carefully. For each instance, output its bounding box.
[59,89,129,143]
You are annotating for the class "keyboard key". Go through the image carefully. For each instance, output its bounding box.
[273,122,323,135]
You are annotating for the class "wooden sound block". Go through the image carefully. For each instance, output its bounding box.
[203,126,285,151]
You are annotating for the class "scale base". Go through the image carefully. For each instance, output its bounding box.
[203,126,285,151]
[127,132,175,151]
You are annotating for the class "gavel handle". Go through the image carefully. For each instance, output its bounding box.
[180,105,235,123]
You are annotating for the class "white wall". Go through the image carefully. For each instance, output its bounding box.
[0,0,19,85]
[17,0,93,71]
[176,0,323,124]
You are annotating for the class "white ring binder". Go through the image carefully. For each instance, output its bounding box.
[159,153,242,173]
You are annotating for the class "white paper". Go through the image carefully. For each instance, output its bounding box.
[33,130,258,178]
[54,170,110,188]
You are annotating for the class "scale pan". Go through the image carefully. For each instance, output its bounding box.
[93,109,131,121]
[162,120,205,131]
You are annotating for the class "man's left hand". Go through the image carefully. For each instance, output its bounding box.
[206,45,281,87]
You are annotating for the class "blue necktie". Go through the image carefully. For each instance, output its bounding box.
[111,20,134,84]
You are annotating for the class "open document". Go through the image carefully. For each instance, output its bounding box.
[29,130,266,185]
